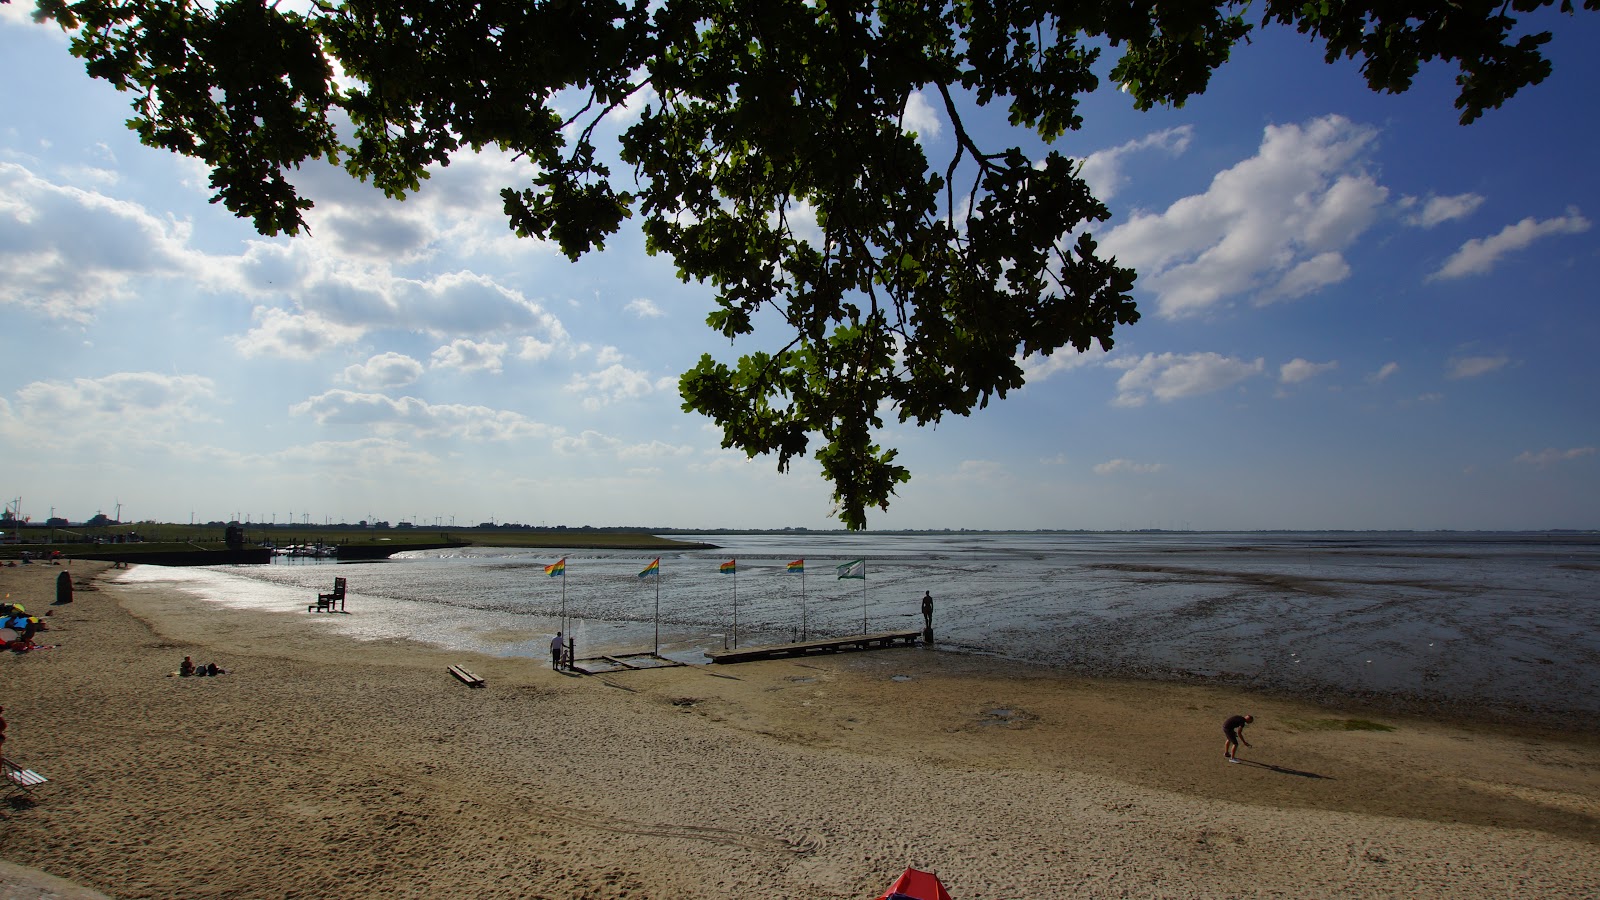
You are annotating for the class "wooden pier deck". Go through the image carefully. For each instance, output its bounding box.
[705,630,923,664]
[568,653,687,675]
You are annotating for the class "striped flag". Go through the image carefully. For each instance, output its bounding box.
[719,559,737,574]
[837,558,865,579]
[786,559,804,573]
[639,558,660,578]
[544,558,566,577]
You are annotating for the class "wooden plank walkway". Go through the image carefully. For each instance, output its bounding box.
[705,630,923,664]
[568,653,686,675]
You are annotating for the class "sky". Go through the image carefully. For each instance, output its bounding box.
[2,6,1597,532]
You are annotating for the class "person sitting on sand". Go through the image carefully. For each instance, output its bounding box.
[1224,714,1253,762]
[180,656,195,677]
[205,662,226,676]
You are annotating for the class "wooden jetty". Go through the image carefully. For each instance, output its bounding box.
[568,652,686,675]
[705,630,923,664]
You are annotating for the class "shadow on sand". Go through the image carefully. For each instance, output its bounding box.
[1234,758,1333,779]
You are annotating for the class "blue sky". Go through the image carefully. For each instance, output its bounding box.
[2,6,1596,531]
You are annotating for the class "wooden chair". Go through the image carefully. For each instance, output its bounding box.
[3,756,47,798]
[308,576,347,613]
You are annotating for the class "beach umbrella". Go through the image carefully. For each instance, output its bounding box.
[877,867,953,900]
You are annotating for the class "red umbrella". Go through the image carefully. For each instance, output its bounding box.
[877,868,953,900]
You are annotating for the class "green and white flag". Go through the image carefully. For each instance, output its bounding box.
[837,558,866,580]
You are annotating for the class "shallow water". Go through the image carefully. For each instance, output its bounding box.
[116,531,1600,719]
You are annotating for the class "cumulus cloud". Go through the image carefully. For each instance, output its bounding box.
[292,149,557,263]
[901,90,942,141]
[0,161,199,321]
[1368,362,1400,383]
[1074,126,1193,200]
[517,336,559,362]
[1447,354,1510,379]
[290,390,554,441]
[565,363,661,409]
[1101,116,1385,317]
[234,307,367,359]
[1430,208,1591,280]
[430,339,507,374]
[1279,358,1338,384]
[626,297,665,318]
[274,436,443,471]
[1018,344,1108,382]
[229,256,571,359]
[1400,192,1484,228]
[1514,446,1596,466]
[553,429,625,456]
[1109,352,1265,407]
[616,440,695,461]
[341,352,425,390]
[1093,459,1167,476]
[0,372,218,445]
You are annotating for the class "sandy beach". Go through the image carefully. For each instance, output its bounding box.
[2,561,1598,899]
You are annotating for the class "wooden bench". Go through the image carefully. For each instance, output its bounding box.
[447,664,485,687]
[3,757,47,797]
[308,576,347,613]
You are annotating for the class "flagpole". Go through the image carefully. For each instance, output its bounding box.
[732,565,739,649]
[653,562,661,657]
[801,567,807,641]
[861,559,868,634]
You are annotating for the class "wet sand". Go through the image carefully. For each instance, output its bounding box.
[2,561,1597,898]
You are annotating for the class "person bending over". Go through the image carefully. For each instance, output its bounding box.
[1223,714,1253,762]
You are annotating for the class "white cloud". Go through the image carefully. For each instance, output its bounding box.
[553,429,625,456]
[1368,362,1400,383]
[565,363,659,408]
[234,307,366,359]
[0,162,199,321]
[1447,354,1510,379]
[946,460,1005,483]
[1018,344,1107,382]
[517,337,558,362]
[1262,252,1351,302]
[1110,352,1265,407]
[430,339,507,374]
[1514,446,1596,466]
[0,372,218,445]
[616,440,695,461]
[1101,116,1384,317]
[341,352,425,390]
[1073,126,1193,201]
[274,437,443,471]
[901,90,942,141]
[1280,358,1339,384]
[290,390,554,441]
[1400,192,1485,228]
[1430,208,1591,280]
[1093,459,1167,476]
[626,297,665,318]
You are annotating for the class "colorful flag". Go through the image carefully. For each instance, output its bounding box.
[786,559,804,573]
[837,558,866,579]
[544,558,566,577]
[719,559,737,574]
[639,558,660,578]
